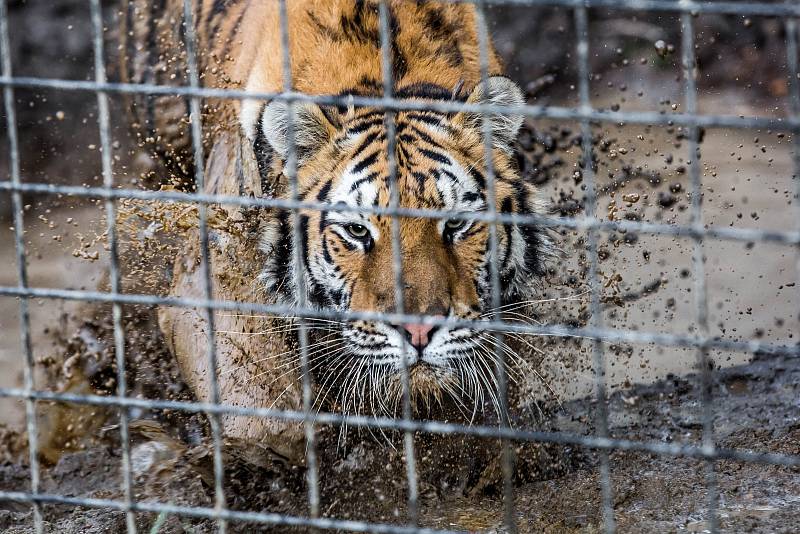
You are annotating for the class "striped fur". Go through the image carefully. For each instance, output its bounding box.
[121,1,550,418]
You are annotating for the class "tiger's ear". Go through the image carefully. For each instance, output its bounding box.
[455,76,525,153]
[262,101,339,163]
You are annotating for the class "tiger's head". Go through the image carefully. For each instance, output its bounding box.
[257,77,549,419]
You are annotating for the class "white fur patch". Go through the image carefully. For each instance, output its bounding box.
[326,159,380,239]
[240,98,263,141]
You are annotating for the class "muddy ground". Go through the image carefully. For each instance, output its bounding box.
[0,349,797,532]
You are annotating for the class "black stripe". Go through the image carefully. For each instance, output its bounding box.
[418,148,451,166]
[440,169,460,185]
[462,191,480,203]
[421,6,464,68]
[308,281,328,307]
[339,0,379,46]
[515,185,545,277]
[388,6,407,80]
[212,0,232,15]
[469,168,486,190]
[461,223,483,240]
[271,210,293,297]
[300,215,312,272]
[349,171,380,193]
[395,83,452,100]
[352,130,384,156]
[219,1,248,61]
[410,125,443,148]
[397,144,411,166]
[352,150,380,174]
[316,180,334,238]
[321,236,333,264]
[208,0,242,41]
[316,179,333,202]
[337,232,357,252]
[208,0,233,29]
[252,104,272,193]
[519,222,544,276]
[309,12,343,42]
[346,114,384,135]
[318,105,342,129]
[411,171,428,191]
[329,286,345,307]
[397,133,417,145]
[501,197,514,267]
[356,76,383,95]
[405,113,444,126]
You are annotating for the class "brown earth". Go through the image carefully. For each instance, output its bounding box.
[1,350,797,533]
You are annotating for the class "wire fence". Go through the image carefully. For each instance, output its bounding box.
[0,0,798,533]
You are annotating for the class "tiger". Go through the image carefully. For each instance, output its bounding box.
[120,0,550,425]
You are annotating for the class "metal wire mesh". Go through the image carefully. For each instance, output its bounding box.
[0,0,798,533]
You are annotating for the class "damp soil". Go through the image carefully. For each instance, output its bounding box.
[0,348,798,533]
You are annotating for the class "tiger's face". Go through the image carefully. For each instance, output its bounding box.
[258,77,548,418]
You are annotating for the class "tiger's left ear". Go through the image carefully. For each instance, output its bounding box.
[262,101,339,164]
[454,76,525,154]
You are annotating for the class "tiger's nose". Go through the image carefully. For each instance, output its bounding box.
[398,317,443,354]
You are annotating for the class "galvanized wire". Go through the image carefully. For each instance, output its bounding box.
[276,0,322,520]
[5,179,800,246]
[378,0,420,525]
[0,283,797,357]
[680,6,719,532]
[87,0,136,532]
[1,0,799,533]
[0,0,42,531]
[437,0,800,16]
[181,1,228,531]
[1,384,798,466]
[472,1,517,530]
[2,75,799,134]
[573,6,616,533]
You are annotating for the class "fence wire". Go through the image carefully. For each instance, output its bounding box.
[0,1,799,533]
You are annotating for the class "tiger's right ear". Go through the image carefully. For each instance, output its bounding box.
[453,76,525,154]
[262,101,339,164]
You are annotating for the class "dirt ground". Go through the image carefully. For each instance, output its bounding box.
[1,3,799,533]
[0,347,797,533]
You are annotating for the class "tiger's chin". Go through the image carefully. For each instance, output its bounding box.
[383,363,461,418]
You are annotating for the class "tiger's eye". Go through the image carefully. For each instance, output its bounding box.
[445,219,467,232]
[345,223,369,239]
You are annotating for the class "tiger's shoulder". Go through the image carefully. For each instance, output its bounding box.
[119,0,505,184]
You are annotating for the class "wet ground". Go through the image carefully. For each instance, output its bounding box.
[1,349,797,533]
